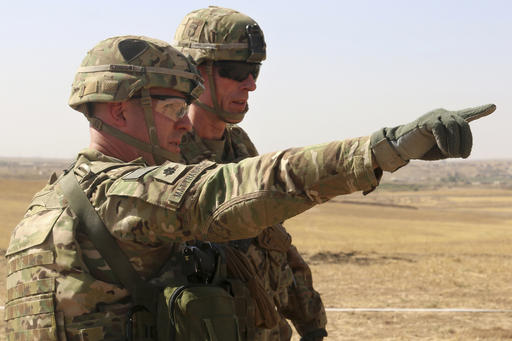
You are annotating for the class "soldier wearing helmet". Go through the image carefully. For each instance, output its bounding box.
[173,6,326,341]
[173,6,264,125]
[69,36,203,165]
[4,32,494,340]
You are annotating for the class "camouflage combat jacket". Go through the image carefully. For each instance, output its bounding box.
[6,138,378,340]
[180,125,327,341]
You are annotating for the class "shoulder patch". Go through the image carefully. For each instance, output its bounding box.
[107,161,215,210]
[168,160,215,207]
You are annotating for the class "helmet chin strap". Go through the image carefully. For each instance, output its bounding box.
[86,88,182,165]
[194,61,247,124]
[140,87,174,165]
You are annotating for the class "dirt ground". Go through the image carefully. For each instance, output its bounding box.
[1,251,511,340]
[1,179,512,340]
[285,188,512,340]
[293,255,512,340]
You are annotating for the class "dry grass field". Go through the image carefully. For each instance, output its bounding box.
[286,188,512,340]
[1,176,512,340]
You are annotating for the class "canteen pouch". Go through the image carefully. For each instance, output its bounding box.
[158,285,241,341]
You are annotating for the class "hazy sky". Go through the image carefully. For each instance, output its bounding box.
[1,0,510,160]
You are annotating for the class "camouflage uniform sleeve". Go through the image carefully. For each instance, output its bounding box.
[281,245,327,337]
[185,136,378,241]
[101,136,376,245]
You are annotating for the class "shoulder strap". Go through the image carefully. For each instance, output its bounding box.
[60,171,159,313]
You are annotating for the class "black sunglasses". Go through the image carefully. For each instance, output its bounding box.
[215,61,260,82]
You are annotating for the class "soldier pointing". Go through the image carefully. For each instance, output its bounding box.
[4,33,494,340]
[174,6,327,341]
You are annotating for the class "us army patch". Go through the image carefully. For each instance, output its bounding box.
[169,160,215,207]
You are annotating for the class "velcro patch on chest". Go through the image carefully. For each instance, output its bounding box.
[107,161,215,210]
[151,164,188,185]
[122,166,160,181]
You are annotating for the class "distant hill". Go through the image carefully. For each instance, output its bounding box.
[1,157,511,189]
[0,157,71,180]
[380,159,512,189]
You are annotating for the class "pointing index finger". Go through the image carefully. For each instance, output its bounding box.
[456,104,496,122]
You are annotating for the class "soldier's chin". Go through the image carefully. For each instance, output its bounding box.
[224,113,245,124]
[228,102,248,113]
[166,143,181,154]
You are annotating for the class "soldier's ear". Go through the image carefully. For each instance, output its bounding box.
[107,102,127,127]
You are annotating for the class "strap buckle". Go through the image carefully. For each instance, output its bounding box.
[89,117,104,131]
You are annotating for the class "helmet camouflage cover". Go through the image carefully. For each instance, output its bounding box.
[68,36,204,164]
[173,7,265,124]
[173,6,266,65]
[69,35,204,113]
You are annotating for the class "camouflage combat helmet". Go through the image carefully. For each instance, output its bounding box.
[69,35,204,164]
[173,6,266,123]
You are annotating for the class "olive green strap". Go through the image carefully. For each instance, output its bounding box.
[193,61,247,124]
[60,171,159,313]
[206,61,220,113]
[140,87,168,165]
[78,64,202,81]
[173,41,249,50]
[87,116,178,162]
[203,319,220,341]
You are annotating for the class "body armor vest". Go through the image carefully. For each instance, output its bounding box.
[5,162,139,340]
[5,157,229,340]
[179,124,295,341]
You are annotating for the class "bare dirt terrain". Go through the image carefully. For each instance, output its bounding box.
[0,159,511,340]
[286,188,512,340]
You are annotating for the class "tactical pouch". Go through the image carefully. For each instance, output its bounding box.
[227,278,256,341]
[127,306,157,341]
[158,285,241,341]
[257,224,292,253]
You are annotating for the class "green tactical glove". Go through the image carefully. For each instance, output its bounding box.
[370,104,496,172]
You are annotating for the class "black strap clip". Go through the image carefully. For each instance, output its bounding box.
[246,24,266,62]
[182,242,220,284]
